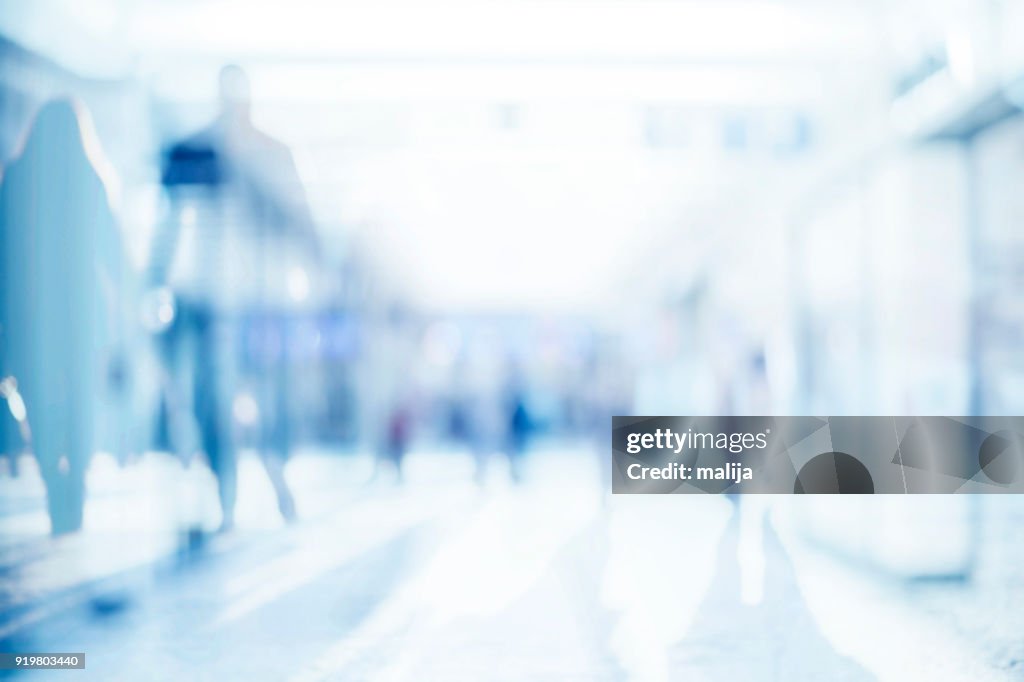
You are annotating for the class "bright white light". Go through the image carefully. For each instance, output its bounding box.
[141,287,177,332]
[7,390,27,423]
[422,322,462,367]
[180,204,197,228]
[287,266,310,303]
[239,62,821,104]
[232,392,260,426]
[0,377,27,423]
[126,1,874,62]
[945,27,975,87]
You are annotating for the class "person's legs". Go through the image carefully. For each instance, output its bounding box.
[197,387,235,531]
[252,315,299,518]
[384,440,405,484]
[192,306,236,531]
[393,444,405,483]
[261,451,296,522]
[272,319,296,516]
[63,378,93,534]
[30,400,84,535]
[155,312,189,458]
[472,440,489,486]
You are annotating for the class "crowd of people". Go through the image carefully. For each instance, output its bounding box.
[0,67,618,535]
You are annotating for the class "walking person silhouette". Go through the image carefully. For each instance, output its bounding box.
[0,99,127,535]
[150,65,318,531]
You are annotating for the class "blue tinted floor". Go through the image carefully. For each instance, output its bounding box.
[0,448,1021,681]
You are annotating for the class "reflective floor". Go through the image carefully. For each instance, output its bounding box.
[1,448,1022,681]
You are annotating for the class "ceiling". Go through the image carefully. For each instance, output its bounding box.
[0,0,916,313]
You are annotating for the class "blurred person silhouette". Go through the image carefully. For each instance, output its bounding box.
[366,304,418,484]
[447,394,470,446]
[504,381,530,484]
[149,65,317,531]
[469,391,504,486]
[464,373,507,486]
[734,347,775,606]
[382,396,414,483]
[0,99,127,535]
[458,329,512,485]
